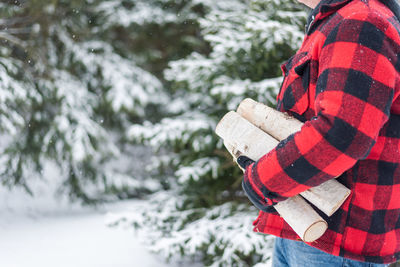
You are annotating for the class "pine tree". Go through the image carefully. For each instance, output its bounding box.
[112,0,308,265]
[0,0,189,202]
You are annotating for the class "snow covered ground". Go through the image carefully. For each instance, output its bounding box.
[0,207,170,267]
[0,184,172,267]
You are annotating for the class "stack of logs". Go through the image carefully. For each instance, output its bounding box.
[215,98,351,242]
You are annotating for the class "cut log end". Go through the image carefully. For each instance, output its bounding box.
[301,179,352,217]
[303,221,328,242]
[326,189,351,216]
[275,195,328,243]
[215,111,279,159]
[215,111,238,139]
[237,98,257,113]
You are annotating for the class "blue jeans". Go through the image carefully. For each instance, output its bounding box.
[272,237,389,267]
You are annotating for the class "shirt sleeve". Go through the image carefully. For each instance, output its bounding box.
[242,15,397,205]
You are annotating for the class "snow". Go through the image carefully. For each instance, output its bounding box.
[176,157,220,182]
[0,185,171,267]
[107,191,275,267]
[0,209,169,267]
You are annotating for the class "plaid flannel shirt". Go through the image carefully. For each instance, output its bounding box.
[242,0,400,263]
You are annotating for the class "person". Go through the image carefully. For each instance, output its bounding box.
[236,0,400,266]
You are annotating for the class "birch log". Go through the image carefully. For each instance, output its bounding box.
[237,98,351,217]
[216,111,328,242]
[237,98,302,140]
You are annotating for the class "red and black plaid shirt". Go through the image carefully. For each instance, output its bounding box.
[242,0,400,263]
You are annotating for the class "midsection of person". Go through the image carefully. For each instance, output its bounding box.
[245,0,400,265]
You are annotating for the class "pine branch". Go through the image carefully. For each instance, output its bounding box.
[3,27,31,34]
[0,31,26,47]
[0,17,32,27]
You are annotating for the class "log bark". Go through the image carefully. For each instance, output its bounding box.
[216,111,328,242]
[223,140,245,171]
[237,98,351,216]
[237,98,302,140]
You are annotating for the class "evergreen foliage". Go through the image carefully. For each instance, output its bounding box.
[112,0,308,265]
[0,0,202,202]
[2,0,308,265]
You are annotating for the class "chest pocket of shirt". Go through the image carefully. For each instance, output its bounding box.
[277,52,311,120]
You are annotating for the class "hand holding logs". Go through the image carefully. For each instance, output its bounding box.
[215,99,351,242]
[236,98,350,217]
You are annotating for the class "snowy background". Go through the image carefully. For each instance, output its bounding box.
[0,196,169,267]
[0,164,175,267]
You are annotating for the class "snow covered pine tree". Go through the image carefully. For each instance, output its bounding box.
[109,0,308,266]
[0,0,168,202]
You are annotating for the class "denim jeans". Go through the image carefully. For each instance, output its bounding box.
[272,237,389,267]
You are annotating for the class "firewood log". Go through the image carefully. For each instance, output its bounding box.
[237,98,351,217]
[216,112,328,242]
[237,98,303,140]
